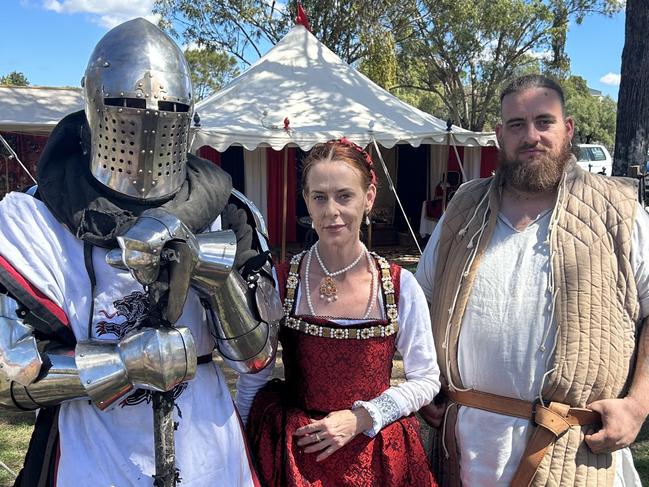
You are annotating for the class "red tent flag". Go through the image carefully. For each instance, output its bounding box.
[295,3,311,31]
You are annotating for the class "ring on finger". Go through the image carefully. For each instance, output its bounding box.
[315,433,321,442]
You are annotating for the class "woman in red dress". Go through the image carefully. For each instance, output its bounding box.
[247,139,440,486]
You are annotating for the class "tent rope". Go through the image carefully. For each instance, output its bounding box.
[370,135,422,255]
[0,459,17,479]
[0,133,37,184]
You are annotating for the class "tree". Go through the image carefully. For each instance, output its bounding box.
[0,71,29,86]
[396,0,622,131]
[358,29,398,89]
[185,49,239,100]
[613,0,649,176]
[154,0,407,66]
[155,0,621,132]
[564,75,617,147]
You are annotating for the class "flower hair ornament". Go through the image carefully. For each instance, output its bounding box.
[331,137,378,186]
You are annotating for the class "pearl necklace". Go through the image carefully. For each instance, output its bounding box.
[314,242,366,302]
[305,245,376,320]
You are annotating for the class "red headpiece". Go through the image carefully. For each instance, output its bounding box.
[331,137,378,185]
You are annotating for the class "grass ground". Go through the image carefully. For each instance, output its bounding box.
[1,245,647,485]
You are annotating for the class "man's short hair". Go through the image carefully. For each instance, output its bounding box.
[500,74,565,111]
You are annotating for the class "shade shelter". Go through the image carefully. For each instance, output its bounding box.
[0,85,85,196]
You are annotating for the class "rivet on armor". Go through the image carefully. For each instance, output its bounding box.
[103,61,110,67]
[149,150,154,154]
[87,380,91,384]
[138,169,143,174]
[141,150,146,154]
[133,181,137,185]
[137,93,142,97]
[120,92,124,96]
[118,108,123,113]
[138,82,143,87]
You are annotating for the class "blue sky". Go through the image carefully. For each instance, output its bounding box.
[1,0,625,99]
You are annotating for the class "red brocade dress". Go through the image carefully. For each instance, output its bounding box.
[247,251,437,487]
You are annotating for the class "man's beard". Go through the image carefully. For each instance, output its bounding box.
[499,140,573,193]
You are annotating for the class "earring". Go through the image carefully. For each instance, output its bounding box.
[311,220,315,229]
[364,212,370,226]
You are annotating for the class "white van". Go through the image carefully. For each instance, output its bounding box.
[576,144,612,176]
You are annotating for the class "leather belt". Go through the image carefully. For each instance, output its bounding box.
[444,387,601,487]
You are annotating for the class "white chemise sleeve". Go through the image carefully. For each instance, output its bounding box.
[354,269,441,436]
[632,203,649,319]
[234,265,280,424]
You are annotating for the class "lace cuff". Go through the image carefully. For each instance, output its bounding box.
[352,393,401,437]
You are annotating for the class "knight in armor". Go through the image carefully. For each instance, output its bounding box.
[0,18,280,486]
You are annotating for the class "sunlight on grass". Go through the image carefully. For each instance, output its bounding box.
[0,411,35,487]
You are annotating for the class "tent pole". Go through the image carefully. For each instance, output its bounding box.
[449,133,468,182]
[370,137,422,255]
[281,148,288,263]
[442,133,450,213]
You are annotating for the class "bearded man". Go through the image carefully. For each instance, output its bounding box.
[415,74,648,486]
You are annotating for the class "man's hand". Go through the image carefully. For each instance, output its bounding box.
[119,326,197,392]
[584,396,648,453]
[419,401,447,428]
[294,408,373,462]
[113,209,198,286]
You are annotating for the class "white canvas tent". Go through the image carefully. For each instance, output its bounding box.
[192,24,495,152]
[0,86,84,134]
[191,24,497,256]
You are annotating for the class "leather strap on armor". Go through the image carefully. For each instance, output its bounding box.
[444,387,601,487]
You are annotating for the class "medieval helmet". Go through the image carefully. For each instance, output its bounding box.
[82,18,193,200]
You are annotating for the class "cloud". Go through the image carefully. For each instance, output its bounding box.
[530,50,552,61]
[41,0,157,28]
[600,72,621,86]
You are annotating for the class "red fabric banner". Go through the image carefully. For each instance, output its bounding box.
[480,146,500,177]
[0,131,47,198]
[197,145,222,166]
[266,147,297,246]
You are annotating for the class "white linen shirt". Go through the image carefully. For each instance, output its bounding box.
[415,202,649,487]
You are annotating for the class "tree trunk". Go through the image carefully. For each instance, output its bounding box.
[613,0,649,176]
